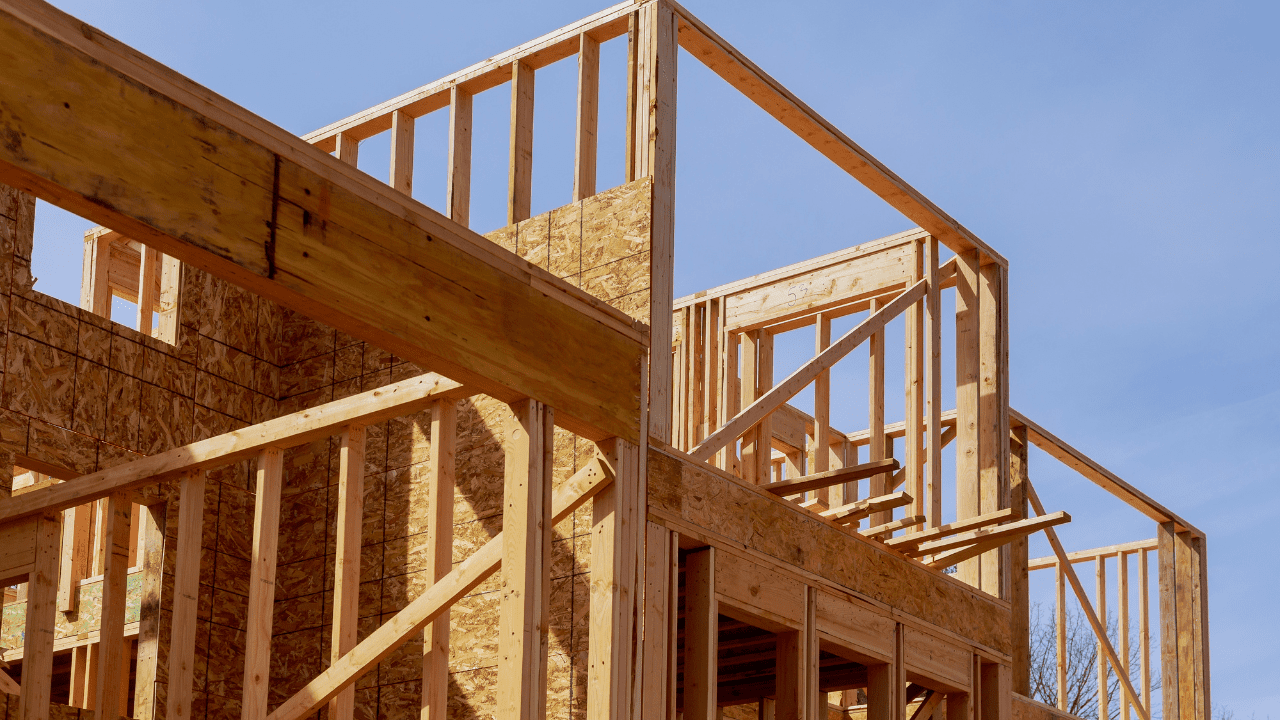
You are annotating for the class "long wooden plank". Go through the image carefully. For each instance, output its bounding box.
[690,280,927,463]
[1027,538,1158,571]
[19,512,60,720]
[588,439,640,720]
[508,61,535,224]
[685,547,717,720]
[884,508,1015,551]
[243,448,284,720]
[0,0,646,442]
[303,1,636,148]
[446,86,473,226]
[422,402,455,720]
[93,493,132,717]
[821,491,913,526]
[1011,410,1200,535]
[166,472,205,720]
[954,250,981,587]
[330,427,365,720]
[389,110,414,194]
[497,400,553,720]
[574,32,600,202]
[0,374,469,524]
[915,512,1070,558]
[669,1,1005,264]
[763,459,898,497]
[265,458,613,720]
[868,296,888,527]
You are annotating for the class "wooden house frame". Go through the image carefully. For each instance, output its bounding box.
[0,2,1208,720]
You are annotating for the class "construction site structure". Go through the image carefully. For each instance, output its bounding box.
[0,2,1209,720]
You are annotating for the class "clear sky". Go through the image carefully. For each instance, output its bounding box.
[25,0,1280,715]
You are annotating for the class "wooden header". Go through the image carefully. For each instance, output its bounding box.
[0,0,647,442]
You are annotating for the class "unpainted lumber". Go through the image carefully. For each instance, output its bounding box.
[389,109,414,194]
[243,448,284,720]
[0,6,647,442]
[19,512,60,720]
[691,280,927,463]
[446,86,473,226]
[574,32,600,202]
[954,250,981,587]
[422,402,456,720]
[166,472,205,720]
[685,548,718,720]
[266,457,613,720]
[330,427,366,720]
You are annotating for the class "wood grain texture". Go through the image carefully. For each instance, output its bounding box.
[0,4,645,441]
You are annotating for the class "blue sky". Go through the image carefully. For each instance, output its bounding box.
[27,0,1279,715]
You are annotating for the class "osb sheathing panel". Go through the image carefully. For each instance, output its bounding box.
[646,445,1013,656]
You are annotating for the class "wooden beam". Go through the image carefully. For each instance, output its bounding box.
[775,628,805,720]
[925,238,941,529]
[1010,425,1030,696]
[860,515,925,540]
[640,523,678,720]
[884,508,1015,552]
[574,32,600,202]
[691,280,927,463]
[389,109,414,195]
[509,60,535,224]
[446,86,473,227]
[1119,551,1131,720]
[335,131,359,166]
[685,547,717,720]
[1027,481,1150,720]
[0,374,470,524]
[0,2,646,442]
[1098,556,1110,720]
[57,501,91,613]
[669,2,1005,264]
[498,399,553,720]
[166,472,205,720]
[813,314,832,491]
[1028,538,1159,571]
[1011,410,1200,535]
[135,499,166,720]
[266,454,612,720]
[94,493,132,717]
[1056,561,1066,711]
[821,491,913,526]
[19,512,60,720]
[635,0,677,442]
[330,427,365,720]
[908,692,943,720]
[954,250,981,587]
[1140,548,1151,713]
[868,296,887,527]
[917,512,1070,560]
[978,262,1007,596]
[763,459,898,497]
[588,439,640,720]
[423,402,455,720]
[136,243,160,335]
[243,448,284,720]
[904,238,924,528]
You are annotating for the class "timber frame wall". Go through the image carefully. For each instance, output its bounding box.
[0,2,1209,720]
